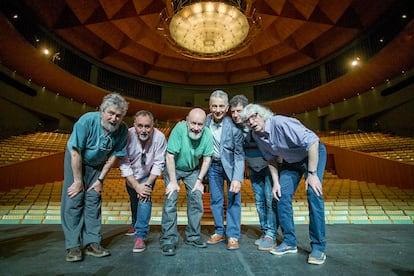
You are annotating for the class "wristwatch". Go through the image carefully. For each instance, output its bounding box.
[308,170,317,176]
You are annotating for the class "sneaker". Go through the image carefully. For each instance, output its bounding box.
[185,239,207,248]
[206,234,225,245]
[162,244,176,256]
[308,250,326,265]
[66,247,82,262]
[254,235,264,246]
[125,225,136,236]
[269,242,297,255]
[227,237,239,250]
[85,243,110,258]
[133,237,146,253]
[258,236,275,251]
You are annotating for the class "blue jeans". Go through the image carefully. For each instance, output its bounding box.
[208,161,241,239]
[160,169,204,246]
[249,166,278,240]
[277,143,327,252]
[126,177,152,240]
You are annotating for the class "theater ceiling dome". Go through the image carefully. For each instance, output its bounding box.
[24,0,395,85]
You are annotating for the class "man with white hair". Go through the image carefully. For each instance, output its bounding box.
[241,103,327,265]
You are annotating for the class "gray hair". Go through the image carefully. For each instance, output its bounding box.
[229,94,249,108]
[240,104,274,121]
[100,92,129,116]
[209,90,229,105]
[134,110,154,124]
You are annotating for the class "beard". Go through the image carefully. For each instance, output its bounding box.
[189,130,202,140]
[139,132,149,141]
[102,120,119,133]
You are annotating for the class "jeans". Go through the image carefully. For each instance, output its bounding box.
[277,143,327,252]
[126,177,152,240]
[208,161,241,239]
[249,166,278,240]
[160,169,204,246]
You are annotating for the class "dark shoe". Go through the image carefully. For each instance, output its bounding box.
[185,239,207,248]
[162,244,176,256]
[85,243,110,258]
[66,246,82,262]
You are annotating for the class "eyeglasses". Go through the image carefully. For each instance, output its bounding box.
[244,113,258,125]
[141,152,146,166]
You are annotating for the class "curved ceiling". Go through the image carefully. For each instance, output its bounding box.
[22,0,396,85]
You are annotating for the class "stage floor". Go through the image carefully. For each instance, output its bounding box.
[1,224,413,276]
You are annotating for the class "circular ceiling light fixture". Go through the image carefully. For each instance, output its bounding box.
[158,0,261,60]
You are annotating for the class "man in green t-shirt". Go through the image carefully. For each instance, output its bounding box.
[160,108,213,256]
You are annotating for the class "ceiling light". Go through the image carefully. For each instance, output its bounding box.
[351,57,361,67]
[158,0,261,60]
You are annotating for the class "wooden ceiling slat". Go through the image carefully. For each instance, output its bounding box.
[17,0,399,85]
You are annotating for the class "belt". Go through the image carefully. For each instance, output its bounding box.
[211,158,222,164]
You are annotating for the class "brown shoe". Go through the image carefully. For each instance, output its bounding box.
[66,246,82,262]
[85,243,110,258]
[227,238,239,250]
[206,234,225,245]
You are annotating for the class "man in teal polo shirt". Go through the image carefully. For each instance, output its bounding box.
[160,108,213,256]
[61,92,129,262]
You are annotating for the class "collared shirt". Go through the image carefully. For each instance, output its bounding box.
[252,115,319,163]
[67,111,128,167]
[118,127,167,182]
[210,121,222,160]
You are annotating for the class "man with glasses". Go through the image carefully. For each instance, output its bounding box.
[205,90,245,250]
[119,110,167,253]
[62,92,129,262]
[160,108,213,256]
[241,104,327,265]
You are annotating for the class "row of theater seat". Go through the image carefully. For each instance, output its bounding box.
[0,170,413,225]
[1,131,413,166]
[0,131,413,225]
[319,132,414,164]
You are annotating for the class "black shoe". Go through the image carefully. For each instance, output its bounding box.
[185,239,207,248]
[162,244,176,256]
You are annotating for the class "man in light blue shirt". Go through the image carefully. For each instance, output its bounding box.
[241,103,327,265]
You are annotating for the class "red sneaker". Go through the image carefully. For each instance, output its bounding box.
[133,238,146,253]
[125,225,136,236]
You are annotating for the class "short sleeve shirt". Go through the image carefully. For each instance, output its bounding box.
[67,112,128,167]
[167,121,213,171]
